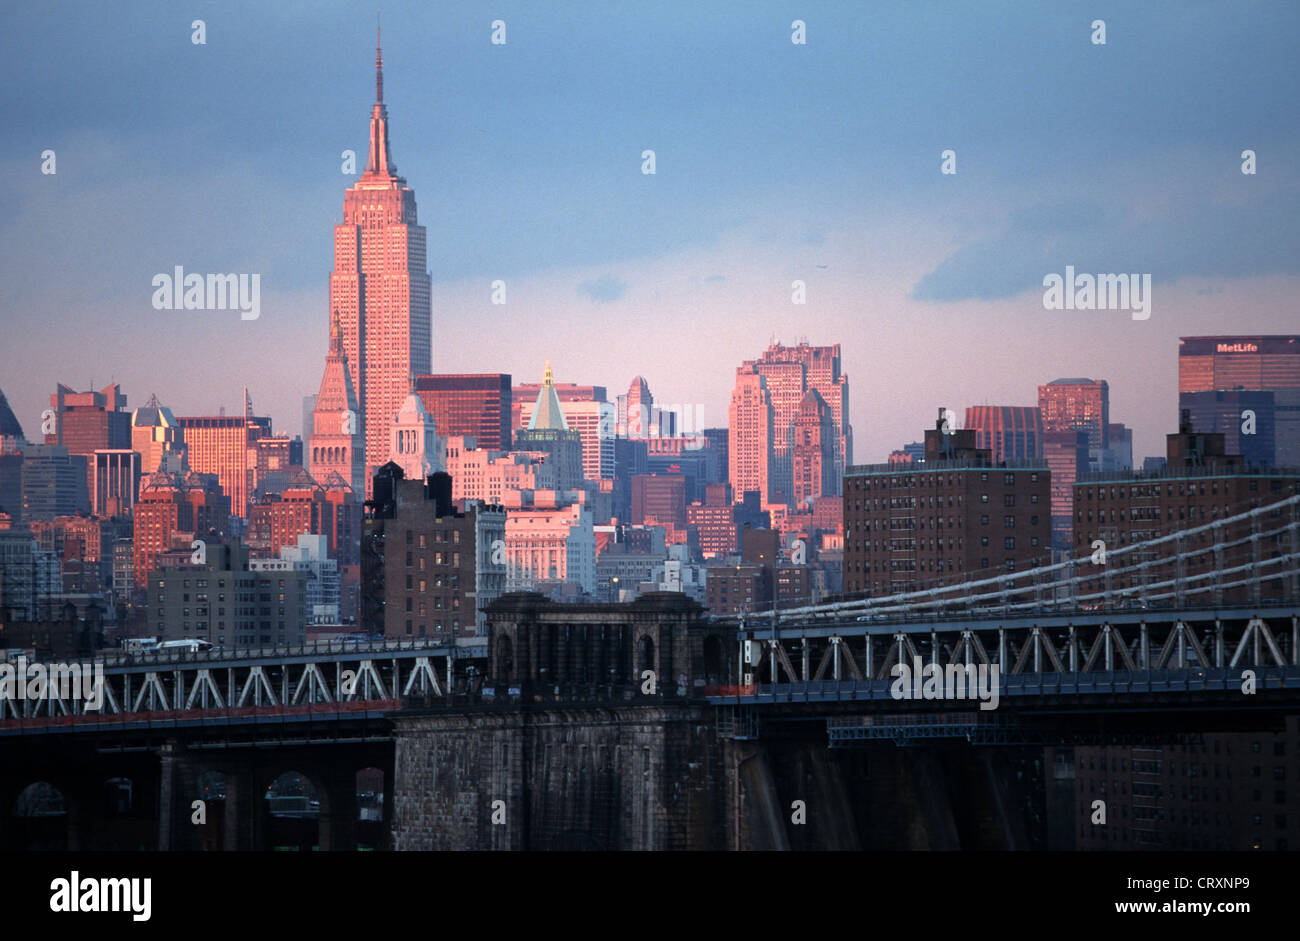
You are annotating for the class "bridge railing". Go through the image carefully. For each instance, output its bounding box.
[92,636,461,668]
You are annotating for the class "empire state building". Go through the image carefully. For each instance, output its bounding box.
[329,29,432,496]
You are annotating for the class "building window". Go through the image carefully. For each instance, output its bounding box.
[1004,537,1015,549]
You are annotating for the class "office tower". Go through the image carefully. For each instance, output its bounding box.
[741,342,853,501]
[615,376,681,440]
[728,367,774,505]
[388,391,440,481]
[131,394,187,475]
[44,383,131,496]
[1038,378,1110,469]
[248,468,359,568]
[514,364,585,489]
[307,313,366,498]
[631,473,687,527]
[177,402,270,519]
[363,466,506,639]
[619,375,654,436]
[642,436,716,505]
[20,445,90,521]
[415,374,512,451]
[1179,390,1276,468]
[1178,335,1300,393]
[0,451,23,525]
[688,484,740,559]
[132,471,230,588]
[703,428,728,485]
[330,30,432,497]
[1179,336,1300,468]
[1104,422,1133,471]
[843,413,1051,597]
[965,405,1043,463]
[92,449,141,517]
[0,388,25,451]
[1042,430,1089,550]
[791,388,835,507]
[517,373,612,481]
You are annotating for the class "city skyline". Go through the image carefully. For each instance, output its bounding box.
[3,2,1299,467]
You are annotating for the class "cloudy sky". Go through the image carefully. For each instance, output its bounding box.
[2,0,1297,462]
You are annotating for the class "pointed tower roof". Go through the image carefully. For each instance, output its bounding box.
[528,361,569,431]
[363,22,397,178]
[0,388,25,440]
[132,394,178,430]
[313,311,361,418]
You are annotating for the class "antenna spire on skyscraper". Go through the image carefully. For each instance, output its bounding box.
[376,11,383,104]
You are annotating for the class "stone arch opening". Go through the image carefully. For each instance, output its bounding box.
[263,770,320,851]
[14,781,65,818]
[12,781,68,850]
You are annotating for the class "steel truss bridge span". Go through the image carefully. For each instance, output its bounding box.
[0,639,481,735]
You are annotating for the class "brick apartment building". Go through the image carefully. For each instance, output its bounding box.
[362,464,506,641]
[1072,414,1300,604]
[843,411,1052,597]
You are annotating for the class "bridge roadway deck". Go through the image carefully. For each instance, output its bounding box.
[707,666,1300,709]
[720,603,1300,640]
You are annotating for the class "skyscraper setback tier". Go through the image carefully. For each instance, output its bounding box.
[330,31,431,497]
[1038,378,1109,455]
[737,342,852,504]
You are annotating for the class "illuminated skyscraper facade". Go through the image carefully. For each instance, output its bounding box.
[330,30,432,496]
